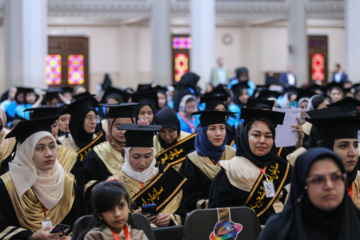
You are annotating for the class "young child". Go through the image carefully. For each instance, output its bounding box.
[84,181,149,240]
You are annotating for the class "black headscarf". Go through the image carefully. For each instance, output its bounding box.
[258,148,360,240]
[172,72,200,112]
[236,122,280,168]
[155,107,180,149]
[68,97,98,149]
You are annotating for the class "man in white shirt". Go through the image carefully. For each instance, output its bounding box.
[332,63,348,83]
[280,63,297,91]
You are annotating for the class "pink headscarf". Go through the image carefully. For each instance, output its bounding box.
[106,118,125,156]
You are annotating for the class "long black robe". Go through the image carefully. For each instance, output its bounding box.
[0,174,85,240]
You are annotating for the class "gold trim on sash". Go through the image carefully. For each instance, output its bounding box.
[93,141,124,175]
[2,228,25,240]
[77,132,104,160]
[0,226,15,239]
[0,129,16,164]
[110,166,184,217]
[57,145,78,172]
[0,172,76,232]
[187,146,236,180]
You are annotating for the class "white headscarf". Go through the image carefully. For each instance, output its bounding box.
[9,131,65,210]
[121,147,157,183]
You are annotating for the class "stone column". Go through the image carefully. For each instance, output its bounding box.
[288,0,307,86]
[345,0,360,82]
[151,0,171,85]
[190,0,215,92]
[4,0,48,89]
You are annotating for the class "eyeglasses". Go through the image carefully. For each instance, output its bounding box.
[159,129,177,136]
[85,115,100,122]
[306,172,346,187]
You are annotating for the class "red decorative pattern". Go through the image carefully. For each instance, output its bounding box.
[312,53,324,81]
[68,54,84,84]
[172,37,192,49]
[174,53,189,82]
[45,55,62,84]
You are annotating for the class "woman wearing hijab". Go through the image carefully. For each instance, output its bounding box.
[227,81,250,129]
[0,108,17,175]
[177,95,199,134]
[107,124,187,227]
[179,111,236,212]
[305,107,360,208]
[0,117,84,239]
[259,148,360,240]
[172,72,200,112]
[153,107,191,170]
[132,90,158,125]
[209,108,291,225]
[81,103,138,188]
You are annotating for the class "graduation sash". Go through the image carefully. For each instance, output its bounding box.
[155,133,196,168]
[243,160,290,217]
[132,165,187,212]
[77,132,104,162]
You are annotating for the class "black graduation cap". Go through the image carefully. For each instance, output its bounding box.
[256,89,281,100]
[117,124,162,147]
[306,107,360,141]
[247,98,275,110]
[191,111,234,127]
[306,84,325,94]
[6,116,59,143]
[23,107,65,120]
[324,82,344,95]
[100,103,139,119]
[44,88,63,102]
[15,87,35,102]
[132,90,159,109]
[200,95,228,111]
[230,81,250,93]
[61,87,73,94]
[295,88,317,102]
[211,84,231,98]
[154,85,168,94]
[327,97,360,114]
[73,91,92,100]
[100,86,131,104]
[137,84,153,92]
[240,108,285,126]
[343,86,353,96]
[67,94,98,115]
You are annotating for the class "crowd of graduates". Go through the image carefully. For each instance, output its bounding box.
[1,69,360,240]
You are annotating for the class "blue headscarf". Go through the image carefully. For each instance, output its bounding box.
[194,126,228,163]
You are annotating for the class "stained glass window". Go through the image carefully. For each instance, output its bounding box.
[312,53,324,81]
[68,54,84,84]
[172,37,192,49]
[45,55,61,84]
[174,53,189,82]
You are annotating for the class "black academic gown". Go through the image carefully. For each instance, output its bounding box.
[209,167,290,225]
[179,156,213,211]
[0,175,85,240]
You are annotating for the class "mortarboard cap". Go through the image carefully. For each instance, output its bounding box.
[306,107,360,141]
[327,97,360,114]
[61,87,73,94]
[23,107,65,120]
[295,88,317,102]
[211,84,231,98]
[154,85,168,94]
[44,88,63,102]
[6,116,59,143]
[132,90,159,109]
[200,95,228,111]
[73,91,92,100]
[191,111,234,127]
[118,124,161,147]
[247,98,275,110]
[100,86,131,104]
[67,94,98,116]
[137,84,153,92]
[240,108,285,126]
[324,82,344,95]
[256,89,281,100]
[100,103,139,119]
[306,84,325,94]
[230,81,250,93]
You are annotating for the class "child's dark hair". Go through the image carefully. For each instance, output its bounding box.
[92,180,131,214]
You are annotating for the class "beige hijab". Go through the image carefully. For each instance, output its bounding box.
[0,108,16,163]
[9,131,65,210]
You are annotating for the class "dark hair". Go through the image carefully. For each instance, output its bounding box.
[92,181,130,214]
[247,117,276,138]
[311,95,326,109]
[185,97,196,104]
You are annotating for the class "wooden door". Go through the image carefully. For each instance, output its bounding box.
[308,35,328,84]
[47,37,89,90]
[172,35,192,84]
